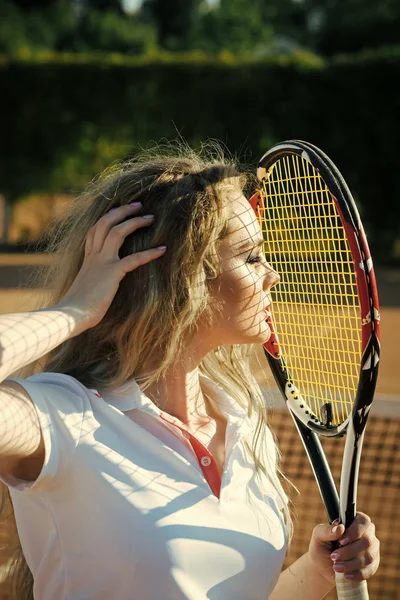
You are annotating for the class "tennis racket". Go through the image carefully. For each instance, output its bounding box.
[249,140,380,600]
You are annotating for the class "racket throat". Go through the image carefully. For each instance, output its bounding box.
[339,419,365,528]
[289,410,340,523]
[284,381,337,434]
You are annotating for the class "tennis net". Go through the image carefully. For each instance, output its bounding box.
[268,396,400,599]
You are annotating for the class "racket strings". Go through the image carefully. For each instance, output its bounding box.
[259,154,360,425]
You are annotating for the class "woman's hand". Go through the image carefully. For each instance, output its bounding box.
[308,512,380,584]
[58,203,167,331]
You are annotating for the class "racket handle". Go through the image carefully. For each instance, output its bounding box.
[335,573,369,599]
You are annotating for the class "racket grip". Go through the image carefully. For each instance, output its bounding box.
[335,573,369,599]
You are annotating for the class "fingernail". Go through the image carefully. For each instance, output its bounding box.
[333,563,345,572]
[157,245,167,250]
[344,573,355,579]
[143,214,154,219]
[108,208,118,212]
[331,552,340,561]
[129,201,142,206]
[332,525,339,533]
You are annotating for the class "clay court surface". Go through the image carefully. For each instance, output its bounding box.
[0,256,399,599]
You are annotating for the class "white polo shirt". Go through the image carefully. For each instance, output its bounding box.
[2,371,288,599]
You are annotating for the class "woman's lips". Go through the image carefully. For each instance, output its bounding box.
[262,305,272,318]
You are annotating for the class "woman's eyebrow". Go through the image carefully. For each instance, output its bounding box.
[237,236,264,250]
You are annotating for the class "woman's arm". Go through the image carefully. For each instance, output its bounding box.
[0,203,167,383]
[269,552,333,600]
[0,204,168,472]
[0,304,87,382]
[0,304,86,476]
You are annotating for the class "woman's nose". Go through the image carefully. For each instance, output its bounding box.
[263,264,280,291]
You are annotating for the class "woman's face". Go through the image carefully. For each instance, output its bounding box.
[207,190,280,346]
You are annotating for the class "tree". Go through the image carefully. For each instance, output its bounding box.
[72,9,157,54]
[0,0,78,54]
[83,0,124,14]
[141,0,203,51]
[187,0,273,56]
[311,0,400,56]
[11,0,59,9]
[0,0,156,55]
[260,0,308,44]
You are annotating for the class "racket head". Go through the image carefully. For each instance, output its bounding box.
[250,140,380,437]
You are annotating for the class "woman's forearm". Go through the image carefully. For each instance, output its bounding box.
[0,303,87,382]
[270,551,334,600]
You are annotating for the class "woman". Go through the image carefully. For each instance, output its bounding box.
[0,143,379,599]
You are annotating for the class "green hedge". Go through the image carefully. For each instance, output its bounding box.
[1,52,399,261]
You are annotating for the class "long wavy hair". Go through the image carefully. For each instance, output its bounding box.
[1,140,293,599]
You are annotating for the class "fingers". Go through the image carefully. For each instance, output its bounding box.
[332,545,379,582]
[83,202,167,279]
[84,202,167,271]
[102,214,155,258]
[312,521,345,546]
[90,203,144,254]
[331,540,379,567]
[84,226,95,257]
[333,548,379,573]
[330,513,380,582]
[119,246,167,273]
[332,529,376,562]
[337,511,372,546]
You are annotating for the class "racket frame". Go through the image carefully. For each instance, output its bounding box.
[251,140,380,599]
[251,140,380,439]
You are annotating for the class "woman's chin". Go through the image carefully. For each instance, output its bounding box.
[260,328,271,344]
[240,325,271,344]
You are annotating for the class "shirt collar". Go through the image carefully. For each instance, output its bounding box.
[95,373,253,434]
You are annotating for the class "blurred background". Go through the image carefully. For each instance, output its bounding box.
[0,1,399,598]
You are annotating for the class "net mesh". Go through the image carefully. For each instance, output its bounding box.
[258,153,361,425]
[268,407,400,600]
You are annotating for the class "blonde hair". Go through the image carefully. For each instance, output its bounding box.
[1,140,292,599]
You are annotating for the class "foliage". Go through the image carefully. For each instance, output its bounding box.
[11,0,60,8]
[2,0,399,58]
[141,0,203,51]
[0,0,399,260]
[190,0,273,56]
[308,0,400,56]
[1,53,399,260]
[86,0,124,13]
[0,0,77,54]
[69,10,157,54]
[0,0,156,56]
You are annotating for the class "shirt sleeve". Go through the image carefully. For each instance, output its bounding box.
[0,373,86,493]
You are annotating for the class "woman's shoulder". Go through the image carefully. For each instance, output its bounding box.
[23,371,90,393]
[9,371,96,414]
